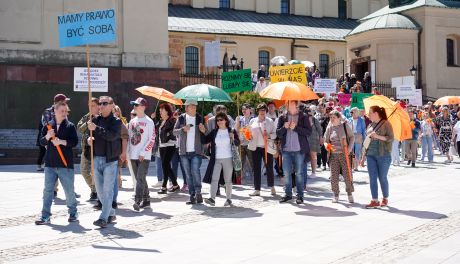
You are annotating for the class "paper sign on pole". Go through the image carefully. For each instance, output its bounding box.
[409,89,423,106]
[314,79,337,95]
[222,69,252,93]
[351,93,373,110]
[396,84,416,100]
[268,64,306,84]
[205,41,221,67]
[74,67,108,92]
[392,75,415,88]
[338,93,352,106]
[58,9,116,48]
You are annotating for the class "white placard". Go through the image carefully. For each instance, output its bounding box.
[74,67,108,92]
[397,84,416,100]
[409,89,423,106]
[204,41,221,67]
[392,75,414,88]
[314,79,337,96]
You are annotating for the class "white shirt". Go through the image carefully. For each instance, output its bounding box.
[185,114,196,152]
[215,129,232,159]
[454,122,460,142]
[352,119,358,134]
[250,118,267,147]
[254,81,267,93]
[251,73,258,82]
[128,115,155,160]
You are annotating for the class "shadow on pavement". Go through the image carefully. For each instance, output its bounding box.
[294,203,357,217]
[115,208,172,219]
[49,222,92,234]
[92,244,160,253]
[198,206,264,219]
[385,206,448,219]
[97,226,143,239]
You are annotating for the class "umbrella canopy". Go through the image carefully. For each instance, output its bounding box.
[259,81,319,101]
[288,60,302,65]
[301,60,314,68]
[363,95,412,141]
[173,83,233,102]
[433,96,460,106]
[270,56,288,66]
[135,86,183,105]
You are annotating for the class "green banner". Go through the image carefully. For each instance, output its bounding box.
[222,69,252,93]
[351,93,373,109]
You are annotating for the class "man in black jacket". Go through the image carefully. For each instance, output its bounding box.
[35,102,78,225]
[88,96,122,228]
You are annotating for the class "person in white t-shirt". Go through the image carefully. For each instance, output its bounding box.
[254,77,268,93]
[128,97,155,211]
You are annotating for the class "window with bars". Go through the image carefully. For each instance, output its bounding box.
[220,0,230,9]
[259,50,270,69]
[447,38,455,66]
[281,0,290,14]
[319,54,329,78]
[185,46,199,75]
[338,0,347,19]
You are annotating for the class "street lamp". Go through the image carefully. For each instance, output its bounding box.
[410,65,417,76]
[230,54,238,71]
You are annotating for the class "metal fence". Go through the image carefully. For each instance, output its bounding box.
[373,82,395,98]
[180,71,221,87]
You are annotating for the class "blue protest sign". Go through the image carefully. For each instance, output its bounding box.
[58,9,116,48]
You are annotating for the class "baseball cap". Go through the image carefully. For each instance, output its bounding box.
[184,99,198,106]
[130,97,148,107]
[54,94,70,103]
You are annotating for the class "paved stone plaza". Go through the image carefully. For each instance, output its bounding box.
[1,155,460,264]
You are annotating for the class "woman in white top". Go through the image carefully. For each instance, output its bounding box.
[203,112,240,206]
[247,103,277,196]
[420,111,435,162]
[157,103,180,194]
[452,111,460,158]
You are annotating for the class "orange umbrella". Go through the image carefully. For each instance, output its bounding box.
[433,96,460,106]
[136,86,183,106]
[46,124,67,167]
[363,95,412,141]
[259,81,319,101]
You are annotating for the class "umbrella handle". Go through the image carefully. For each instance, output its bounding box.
[153,95,162,114]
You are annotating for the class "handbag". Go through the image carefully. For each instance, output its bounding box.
[230,130,242,171]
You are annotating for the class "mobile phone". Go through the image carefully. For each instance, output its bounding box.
[188,124,194,127]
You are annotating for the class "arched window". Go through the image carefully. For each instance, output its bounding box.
[219,0,230,9]
[259,50,270,69]
[281,0,290,14]
[338,0,347,19]
[447,38,455,66]
[319,54,330,78]
[185,46,199,75]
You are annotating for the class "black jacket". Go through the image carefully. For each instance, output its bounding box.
[40,119,78,169]
[276,111,312,155]
[90,113,122,163]
[203,128,240,184]
[159,117,177,144]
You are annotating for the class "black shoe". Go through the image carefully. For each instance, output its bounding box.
[205,198,215,206]
[407,160,411,165]
[216,189,221,196]
[35,216,50,225]
[168,185,180,192]
[93,200,102,210]
[68,213,79,222]
[296,196,304,204]
[279,196,292,203]
[93,219,107,228]
[196,193,203,204]
[53,191,57,198]
[224,199,232,206]
[186,196,197,205]
[140,200,151,209]
[107,215,117,224]
[112,201,118,209]
[411,162,415,168]
[157,188,167,194]
[133,202,140,212]
[89,192,98,201]
[74,192,81,198]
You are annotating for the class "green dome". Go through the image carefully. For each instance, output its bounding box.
[347,13,420,36]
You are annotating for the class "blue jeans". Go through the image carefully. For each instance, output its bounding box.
[180,153,202,196]
[155,155,163,182]
[113,167,119,202]
[366,155,391,199]
[172,149,187,183]
[303,161,309,186]
[282,151,305,198]
[42,167,77,218]
[94,157,118,221]
[421,135,434,161]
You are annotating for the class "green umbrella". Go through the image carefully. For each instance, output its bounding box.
[174,83,233,102]
[288,60,302,65]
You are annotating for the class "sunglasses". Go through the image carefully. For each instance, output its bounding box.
[98,102,110,106]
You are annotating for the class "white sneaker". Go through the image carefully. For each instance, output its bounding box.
[152,182,162,188]
[270,187,276,196]
[332,196,339,203]
[310,173,317,178]
[348,195,354,203]
[249,190,260,197]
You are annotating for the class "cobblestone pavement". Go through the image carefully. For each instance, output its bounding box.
[1,155,460,264]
